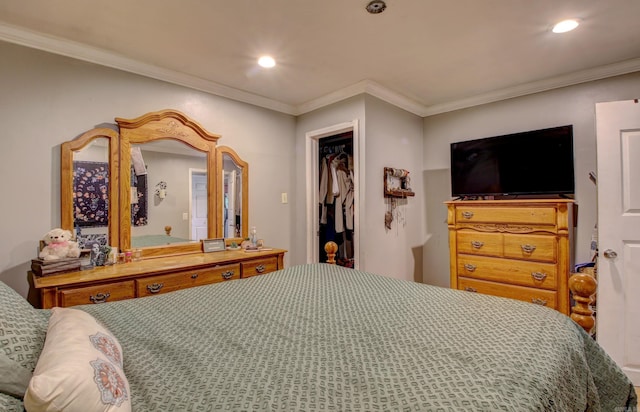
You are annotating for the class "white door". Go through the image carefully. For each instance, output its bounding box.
[596,99,640,385]
[223,170,236,238]
[190,171,208,241]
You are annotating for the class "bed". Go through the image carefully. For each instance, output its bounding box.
[1,263,636,411]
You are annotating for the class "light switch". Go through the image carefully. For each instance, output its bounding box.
[182,213,188,220]
[281,192,288,204]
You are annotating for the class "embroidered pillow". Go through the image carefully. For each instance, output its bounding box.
[24,307,131,412]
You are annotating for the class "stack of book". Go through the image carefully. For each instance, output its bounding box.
[31,258,81,277]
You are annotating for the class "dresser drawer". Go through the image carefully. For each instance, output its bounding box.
[457,255,557,290]
[59,280,136,307]
[137,263,241,297]
[503,234,557,262]
[456,206,556,225]
[241,257,278,278]
[458,277,557,309]
[457,231,503,257]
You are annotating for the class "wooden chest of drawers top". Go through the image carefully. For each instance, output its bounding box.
[446,199,573,231]
[32,248,286,290]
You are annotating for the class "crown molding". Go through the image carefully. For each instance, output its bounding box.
[2,22,639,119]
[420,57,640,116]
[294,80,427,116]
[0,22,297,115]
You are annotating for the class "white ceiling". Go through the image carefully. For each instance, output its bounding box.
[1,0,640,116]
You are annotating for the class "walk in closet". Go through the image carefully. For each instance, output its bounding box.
[318,132,355,267]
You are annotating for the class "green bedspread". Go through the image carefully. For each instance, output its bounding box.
[75,263,636,411]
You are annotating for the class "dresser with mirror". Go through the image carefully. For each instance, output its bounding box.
[30,109,285,309]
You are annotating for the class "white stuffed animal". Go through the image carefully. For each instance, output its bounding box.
[39,228,81,261]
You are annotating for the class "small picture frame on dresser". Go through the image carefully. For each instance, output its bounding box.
[202,238,226,253]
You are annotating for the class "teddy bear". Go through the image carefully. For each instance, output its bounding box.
[39,228,81,261]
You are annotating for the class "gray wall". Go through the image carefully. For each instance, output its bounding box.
[0,41,296,297]
[3,39,639,297]
[422,71,640,287]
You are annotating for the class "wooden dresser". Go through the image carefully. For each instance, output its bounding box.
[29,248,286,309]
[445,199,574,315]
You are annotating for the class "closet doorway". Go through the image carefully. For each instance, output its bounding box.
[305,120,360,269]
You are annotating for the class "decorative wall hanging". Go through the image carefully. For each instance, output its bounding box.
[383,167,413,232]
[384,167,415,198]
[155,181,167,199]
[73,161,109,228]
[130,166,148,226]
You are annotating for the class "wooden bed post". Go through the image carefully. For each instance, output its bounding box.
[568,272,597,334]
[324,241,338,264]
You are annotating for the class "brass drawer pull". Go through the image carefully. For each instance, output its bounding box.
[521,244,536,254]
[191,273,199,279]
[531,272,547,281]
[221,270,235,280]
[464,287,477,293]
[255,264,266,274]
[470,241,484,249]
[89,292,110,304]
[146,283,164,294]
[461,211,474,219]
[463,263,476,272]
[531,298,547,306]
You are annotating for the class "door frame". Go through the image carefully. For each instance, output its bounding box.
[189,168,207,241]
[305,120,361,268]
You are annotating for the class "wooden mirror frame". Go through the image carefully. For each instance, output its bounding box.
[61,128,120,247]
[116,110,220,258]
[216,145,249,243]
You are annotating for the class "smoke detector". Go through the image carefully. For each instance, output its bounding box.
[366,0,386,14]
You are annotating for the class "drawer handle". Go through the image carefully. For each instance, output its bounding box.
[464,287,477,293]
[221,270,234,280]
[521,244,536,254]
[146,283,164,294]
[531,272,547,282]
[255,264,266,274]
[463,263,476,272]
[461,211,474,219]
[470,240,484,249]
[191,273,199,279]
[89,292,110,304]
[531,298,548,306]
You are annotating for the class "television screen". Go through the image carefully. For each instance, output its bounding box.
[450,125,575,198]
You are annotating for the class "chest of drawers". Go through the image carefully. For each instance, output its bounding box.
[29,248,286,308]
[445,199,574,314]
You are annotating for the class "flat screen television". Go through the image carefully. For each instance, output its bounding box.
[450,125,575,198]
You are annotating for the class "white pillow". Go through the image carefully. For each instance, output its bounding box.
[23,307,131,412]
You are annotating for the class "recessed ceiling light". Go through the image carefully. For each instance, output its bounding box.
[552,19,580,33]
[258,56,276,68]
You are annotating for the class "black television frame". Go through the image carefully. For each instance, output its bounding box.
[450,125,575,199]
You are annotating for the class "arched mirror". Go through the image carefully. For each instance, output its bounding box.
[61,128,119,250]
[217,146,248,242]
[117,110,220,258]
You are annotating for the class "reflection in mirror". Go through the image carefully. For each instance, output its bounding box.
[61,128,119,250]
[73,138,110,248]
[117,109,219,258]
[217,146,248,241]
[223,156,242,238]
[129,140,207,248]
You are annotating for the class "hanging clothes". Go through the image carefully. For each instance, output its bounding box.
[319,157,329,224]
[318,136,355,265]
